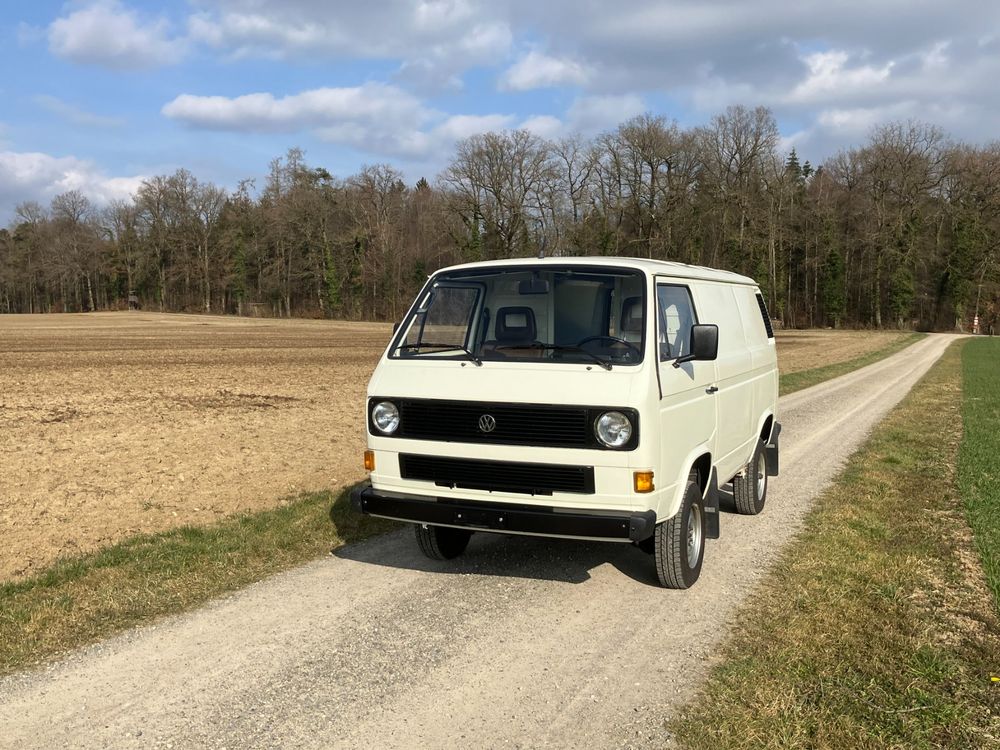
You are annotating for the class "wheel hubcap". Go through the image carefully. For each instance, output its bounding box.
[686,503,703,569]
[757,453,767,499]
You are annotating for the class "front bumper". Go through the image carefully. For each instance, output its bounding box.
[350,483,657,542]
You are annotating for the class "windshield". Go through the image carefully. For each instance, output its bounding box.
[391,266,646,366]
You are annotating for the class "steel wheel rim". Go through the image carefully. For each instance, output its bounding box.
[756,452,767,499]
[686,503,703,569]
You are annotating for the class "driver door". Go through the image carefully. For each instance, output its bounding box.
[655,280,717,489]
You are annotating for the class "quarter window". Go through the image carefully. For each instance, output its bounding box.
[657,285,697,361]
[403,285,479,350]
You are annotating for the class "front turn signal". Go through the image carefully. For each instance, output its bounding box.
[364,450,375,472]
[633,471,654,493]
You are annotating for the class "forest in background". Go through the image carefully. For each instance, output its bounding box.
[1,105,997,330]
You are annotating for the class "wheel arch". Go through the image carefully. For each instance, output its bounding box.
[757,412,776,444]
[657,445,714,521]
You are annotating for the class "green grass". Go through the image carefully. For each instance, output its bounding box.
[0,486,395,676]
[671,340,1000,749]
[780,332,926,395]
[960,337,1000,611]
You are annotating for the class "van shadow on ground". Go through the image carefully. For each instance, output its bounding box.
[332,486,740,588]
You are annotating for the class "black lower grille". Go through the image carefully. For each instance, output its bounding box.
[398,454,595,496]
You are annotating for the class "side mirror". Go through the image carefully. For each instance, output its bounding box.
[392,321,400,334]
[673,324,719,367]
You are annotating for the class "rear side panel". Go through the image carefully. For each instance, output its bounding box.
[691,282,754,481]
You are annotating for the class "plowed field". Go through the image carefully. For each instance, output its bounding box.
[0,313,391,580]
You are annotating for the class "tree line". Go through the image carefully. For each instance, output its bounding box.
[1,105,998,330]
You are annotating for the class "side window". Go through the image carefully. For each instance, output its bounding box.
[657,285,697,361]
[755,293,775,338]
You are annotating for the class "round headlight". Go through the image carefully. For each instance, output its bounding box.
[372,401,400,434]
[595,411,632,448]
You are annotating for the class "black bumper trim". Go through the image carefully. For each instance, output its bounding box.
[766,422,781,476]
[350,484,656,542]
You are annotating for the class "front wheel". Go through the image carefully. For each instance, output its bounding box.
[414,524,472,560]
[733,439,768,515]
[654,476,705,589]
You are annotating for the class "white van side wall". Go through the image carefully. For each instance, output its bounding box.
[651,279,778,524]
[690,281,755,482]
[734,286,779,444]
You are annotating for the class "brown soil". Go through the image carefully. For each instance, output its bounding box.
[0,314,898,581]
[0,312,391,581]
[775,329,911,374]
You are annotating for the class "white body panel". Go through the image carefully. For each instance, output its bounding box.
[363,257,778,533]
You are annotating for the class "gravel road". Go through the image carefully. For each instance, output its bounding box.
[0,334,956,750]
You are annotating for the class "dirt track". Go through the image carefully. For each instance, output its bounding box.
[0,334,957,749]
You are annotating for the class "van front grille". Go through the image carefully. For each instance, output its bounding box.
[398,454,595,495]
[374,398,638,451]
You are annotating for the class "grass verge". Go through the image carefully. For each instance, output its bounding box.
[671,340,1000,748]
[779,332,925,395]
[0,486,395,676]
[960,337,1000,611]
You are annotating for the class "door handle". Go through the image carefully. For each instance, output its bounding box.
[706,385,719,394]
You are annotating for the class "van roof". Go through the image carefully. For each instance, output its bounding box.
[434,256,758,286]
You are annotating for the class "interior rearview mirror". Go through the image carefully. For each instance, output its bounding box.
[518,278,550,295]
[673,324,719,367]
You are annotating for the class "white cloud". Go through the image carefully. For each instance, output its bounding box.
[188,1,511,90]
[0,151,145,222]
[163,84,430,133]
[567,94,646,133]
[34,95,124,128]
[48,0,186,69]
[788,50,893,104]
[500,50,590,91]
[519,115,564,139]
[163,85,522,159]
[431,114,517,142]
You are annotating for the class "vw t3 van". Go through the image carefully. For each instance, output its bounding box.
[351,257,780,588]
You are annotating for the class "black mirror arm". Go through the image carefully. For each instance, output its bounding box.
[672,354,696,368]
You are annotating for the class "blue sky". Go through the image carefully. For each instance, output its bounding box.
[2,1,1000,222]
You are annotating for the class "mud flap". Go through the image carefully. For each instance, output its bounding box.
[703,467,721,539]
[765,422,781,476]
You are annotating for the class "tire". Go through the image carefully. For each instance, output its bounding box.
[414,524,472,560]
[733,439,768,515]
[654,474,705,589]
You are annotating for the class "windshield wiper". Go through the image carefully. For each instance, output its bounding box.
[496,343,613,371]
[397,342,483,366]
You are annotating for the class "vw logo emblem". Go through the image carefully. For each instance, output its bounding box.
[478,414,497,433]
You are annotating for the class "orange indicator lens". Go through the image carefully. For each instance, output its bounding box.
[364,450,375,472]
[633,471,654,493]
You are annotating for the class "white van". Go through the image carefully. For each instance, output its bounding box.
[351,257,780,588]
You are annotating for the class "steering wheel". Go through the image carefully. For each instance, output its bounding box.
[576,335,641,360]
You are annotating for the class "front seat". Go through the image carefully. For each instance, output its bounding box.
[620,296,643,344]
[482,306,542,358]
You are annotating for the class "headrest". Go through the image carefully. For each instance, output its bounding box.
[621,296,643,333]
[495,306,537,342]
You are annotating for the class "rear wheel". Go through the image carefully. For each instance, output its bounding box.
[654,473,705,589]
[414,524,472,560]
[733,439,768,515]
